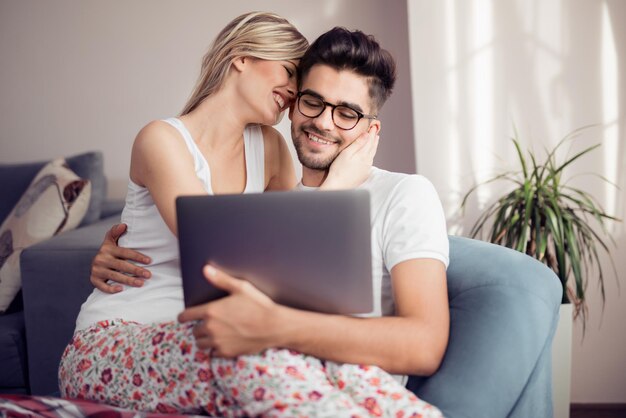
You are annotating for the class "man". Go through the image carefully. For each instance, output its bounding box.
[93,26,449,388]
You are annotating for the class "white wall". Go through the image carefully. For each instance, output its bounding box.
[408,0,625,404]
[0,0,415,197]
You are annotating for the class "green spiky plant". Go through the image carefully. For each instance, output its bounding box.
[461,126,619,327]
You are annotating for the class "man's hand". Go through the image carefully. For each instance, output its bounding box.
[177,265,281,357]
[90,223,152,293]
[321,127,379,190]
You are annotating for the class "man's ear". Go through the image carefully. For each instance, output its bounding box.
[232,56,247,72]
[369,120,381,135]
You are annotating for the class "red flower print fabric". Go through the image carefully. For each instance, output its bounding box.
[59,320,443,417]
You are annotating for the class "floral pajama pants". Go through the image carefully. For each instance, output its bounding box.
[59,320,443,418]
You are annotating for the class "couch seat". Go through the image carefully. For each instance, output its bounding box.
[0,311,29,393]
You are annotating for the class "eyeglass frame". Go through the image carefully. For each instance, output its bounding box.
[295,91,378,131]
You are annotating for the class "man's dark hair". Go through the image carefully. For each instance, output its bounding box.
[298,27,396,113]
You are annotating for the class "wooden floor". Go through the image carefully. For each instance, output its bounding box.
[570,404,626,418]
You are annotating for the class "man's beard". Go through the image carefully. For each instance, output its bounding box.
[291,125,342,171]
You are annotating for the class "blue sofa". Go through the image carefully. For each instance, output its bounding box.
[0,152,121,395]
[408,237,561,417]
[0,156,562,417]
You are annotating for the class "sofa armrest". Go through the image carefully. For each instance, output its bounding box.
[408,236,562,418]
[21,215,120,395]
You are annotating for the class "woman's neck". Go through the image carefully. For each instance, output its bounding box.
[180,90,248,153]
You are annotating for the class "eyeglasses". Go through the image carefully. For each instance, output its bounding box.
[296,92,377,130]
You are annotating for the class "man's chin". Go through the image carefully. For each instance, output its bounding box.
[301,161,332,171]
[295,151,334,171]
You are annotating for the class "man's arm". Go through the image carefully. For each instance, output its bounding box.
[178,258,449,376]
[276,258,449,375]
[90,223,152,293]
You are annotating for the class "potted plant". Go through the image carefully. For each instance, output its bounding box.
[461,126,619,328]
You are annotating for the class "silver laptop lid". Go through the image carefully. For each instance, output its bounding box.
[176,189,373,314]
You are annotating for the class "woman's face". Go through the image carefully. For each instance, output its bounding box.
[238,58,299,125]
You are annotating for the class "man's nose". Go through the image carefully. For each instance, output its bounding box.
[313,106,334,131]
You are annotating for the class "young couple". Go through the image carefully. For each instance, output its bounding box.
[59,11,449,417]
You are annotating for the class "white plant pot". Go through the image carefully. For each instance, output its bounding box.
[552,303,573,418]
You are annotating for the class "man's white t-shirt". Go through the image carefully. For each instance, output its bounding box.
[300,167,449,385]
[300,167,449,319]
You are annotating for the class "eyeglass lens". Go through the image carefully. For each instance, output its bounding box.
[298,94,361,130]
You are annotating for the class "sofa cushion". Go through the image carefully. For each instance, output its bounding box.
[0,151,107,227]
[0,311,28,391]
[66,151,107,226]
[0,159,91,312]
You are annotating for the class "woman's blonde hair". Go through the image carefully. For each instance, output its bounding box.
[180,12,309,116]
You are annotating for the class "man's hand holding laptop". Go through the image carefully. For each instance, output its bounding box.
[178,264,279,358]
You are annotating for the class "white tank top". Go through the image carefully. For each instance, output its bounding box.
[75,119,266,331]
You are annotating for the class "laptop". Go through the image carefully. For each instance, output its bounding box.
[176,189,373,315]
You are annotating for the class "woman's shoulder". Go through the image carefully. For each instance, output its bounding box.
[259,124,286,146]
[132,120,190,157]
[135,119,180,143]
[129,119,196,187]
[131,120,192,167]
[259,125,292,161]
[259,125,296,190]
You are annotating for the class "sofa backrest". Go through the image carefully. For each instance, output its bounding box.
[0,162,44,224]
[0,151,107,226]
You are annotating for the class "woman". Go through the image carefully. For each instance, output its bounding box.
[59,12,442,417]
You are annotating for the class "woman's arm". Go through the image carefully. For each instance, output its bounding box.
[131,120,208,235]
[91,123,297,293]
[320,125,379,190]
[90,121,208,293]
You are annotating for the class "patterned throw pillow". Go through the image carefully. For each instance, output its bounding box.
[0,158,91,312]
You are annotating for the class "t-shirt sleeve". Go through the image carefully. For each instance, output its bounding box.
[381,175,449,271]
